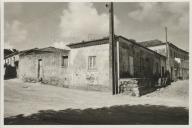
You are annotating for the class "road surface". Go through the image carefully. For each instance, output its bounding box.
[4,79,189,124]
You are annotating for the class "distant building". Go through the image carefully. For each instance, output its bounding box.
[4,49,14,57]
[4,51,20,79]
[17,36,166,96]
[4,48,39,79]
[139,40,189,81]
[4,51,19,67]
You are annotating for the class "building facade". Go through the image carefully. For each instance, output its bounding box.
[4,52,20,79]
[117,37,166,95]
[139,40,189,81]
[4,52,19,68]
[19,47,70,87]
[17,36,167,96]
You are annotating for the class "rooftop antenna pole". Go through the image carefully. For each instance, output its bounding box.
[165,27,168,42]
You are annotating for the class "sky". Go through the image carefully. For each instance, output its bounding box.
[4,2,189,51]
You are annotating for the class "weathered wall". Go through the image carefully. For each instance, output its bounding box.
[19,44,110,91]
[19,52,70,87]
[118,38,166,79]
[69,44,110,91]
[169,45,189,81]
[145,43,189,81]
[119,78,156,96]
[117,38,166,95]
[181,60,189,79]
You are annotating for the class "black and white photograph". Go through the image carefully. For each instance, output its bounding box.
[2,1,190,126]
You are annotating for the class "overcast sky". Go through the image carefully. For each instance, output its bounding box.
[4,2,189,51]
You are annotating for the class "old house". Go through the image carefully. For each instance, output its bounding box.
[18,35,166,96]
[139,40,189,81]
[19,47,70,86]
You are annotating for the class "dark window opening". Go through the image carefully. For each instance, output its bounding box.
[62,56,68,68]
[162,66,164,76]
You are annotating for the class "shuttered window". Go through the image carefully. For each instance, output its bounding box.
[88,56,96,70]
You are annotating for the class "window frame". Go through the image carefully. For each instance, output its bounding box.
[88,56,96,70]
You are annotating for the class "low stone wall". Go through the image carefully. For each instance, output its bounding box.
[21,75,110,92]
[119,78,156,96]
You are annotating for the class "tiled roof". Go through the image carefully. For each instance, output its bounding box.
[67,37,109,48]
[67,35,166,58]
[67,35,137,48]
[138,39,166,47]
[19,47,69,56]
[38,47,69,53]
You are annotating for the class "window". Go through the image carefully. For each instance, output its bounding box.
[156,62,158,73]
[61,56,68,68]
[162,66,164,76]
[140,57,144,72]
[170,50,172,57]
[140,51,144,72]
[13,57,16,66]
[88,56,96,70]
[129,56,134,76]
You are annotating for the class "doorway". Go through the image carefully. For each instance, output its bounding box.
[171,67,173,81]
[38,59,43,81]
[162,66,164,76]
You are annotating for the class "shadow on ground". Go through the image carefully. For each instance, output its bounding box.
[5,104,188,125]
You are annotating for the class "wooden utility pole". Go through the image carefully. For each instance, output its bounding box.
[108,2,118,95]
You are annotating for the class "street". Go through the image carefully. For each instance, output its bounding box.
[4,79,189,124]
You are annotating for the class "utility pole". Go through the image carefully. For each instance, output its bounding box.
[165,26,171,79]
[107,2,118,95]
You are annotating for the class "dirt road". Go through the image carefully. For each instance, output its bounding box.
[4,79,189,124]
